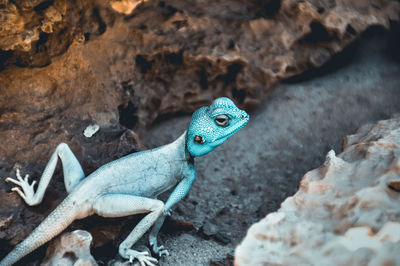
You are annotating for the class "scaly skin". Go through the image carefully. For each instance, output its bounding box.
[1,97,249,266]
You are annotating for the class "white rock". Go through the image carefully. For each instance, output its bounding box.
[42,230,98,266]
[83,124,100,138]
[235,116,400,266]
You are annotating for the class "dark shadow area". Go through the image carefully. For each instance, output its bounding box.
[153,111,190,125]
[387,21,400,62]
[92,242,117,265]
[135,55,154,74]
[0,50,14,71]
[118,101,138,129]
[33,0,54,13]
[284,26,389,84]
[256,0,282,17]
[300,21,338,43]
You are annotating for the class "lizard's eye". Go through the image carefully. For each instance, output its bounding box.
[214,114,230,127]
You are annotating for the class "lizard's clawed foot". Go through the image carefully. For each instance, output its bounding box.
[122,249,158,266]
[150,242,170,257]
[5,169,39,206]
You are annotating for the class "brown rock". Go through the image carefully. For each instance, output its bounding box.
[388,180,400,192]
[111,0,149,15]
[1,0,399,110]
[235,115,400,265]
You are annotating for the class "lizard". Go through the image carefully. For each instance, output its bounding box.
[0,97,249,266]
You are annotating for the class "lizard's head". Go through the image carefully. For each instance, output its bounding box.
[187,97,249,157]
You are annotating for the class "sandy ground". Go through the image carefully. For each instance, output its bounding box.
[142,28,400,265]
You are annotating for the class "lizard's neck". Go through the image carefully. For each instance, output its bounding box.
[171,130,193,162]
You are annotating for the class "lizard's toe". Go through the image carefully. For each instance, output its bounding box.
[123,249,158,266]
[156,245,169,257]
[6,169,39,206]
[5,177,21,186]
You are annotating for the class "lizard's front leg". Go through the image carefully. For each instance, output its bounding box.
[5,143,84,206]
[93,194,164,266]
[149,215,169,257]
[149,165,196,257]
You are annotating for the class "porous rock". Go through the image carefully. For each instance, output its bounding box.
[1,0,399,113]
[42,230,97,266]
[235,115,400,265]
[109,0,400,115]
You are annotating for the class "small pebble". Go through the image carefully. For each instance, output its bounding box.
[83,124,100,138]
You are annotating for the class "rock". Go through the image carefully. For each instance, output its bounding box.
[200,220,232,244]
[42,230,98,266]
[0,189,36,246]
[214,232,232,245]
[337,222,400,252]
[1,0,399,113]
[388,180,400,192]
[83,124,100,138]
[210,253,234,266]
[235,115,400,265]
[110,0,148,15]
[0,0,113,67]
[202,220,219,237]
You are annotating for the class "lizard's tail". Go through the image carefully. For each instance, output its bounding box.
[0,195,82,266]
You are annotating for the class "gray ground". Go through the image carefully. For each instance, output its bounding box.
[143,29,400,265]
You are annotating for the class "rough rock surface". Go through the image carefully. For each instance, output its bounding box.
[42,230,97,266]
[1,0,399,113]
[235,115,400,265]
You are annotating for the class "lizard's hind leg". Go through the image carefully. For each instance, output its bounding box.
[5,142,85,206]
[93,194,164,266]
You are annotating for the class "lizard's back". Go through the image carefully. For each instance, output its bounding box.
[74,140,187,200]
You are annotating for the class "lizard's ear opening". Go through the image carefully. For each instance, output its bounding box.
[187,135,214,157]
[194,135,204,144]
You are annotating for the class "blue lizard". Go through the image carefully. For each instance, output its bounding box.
[1,97,249,266]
